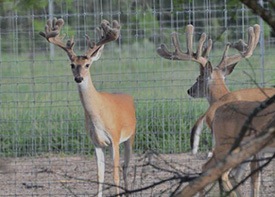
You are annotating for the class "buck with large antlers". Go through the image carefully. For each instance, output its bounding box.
[157,24,275,155]
[157,24,275,195]
[40,18,136,197]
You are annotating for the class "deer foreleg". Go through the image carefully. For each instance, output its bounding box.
[95,147,105,197]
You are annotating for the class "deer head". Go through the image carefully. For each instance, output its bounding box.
[157,24,260,103]
[40,18,120,83]
[157,24,212,100]
[187,24,260,102]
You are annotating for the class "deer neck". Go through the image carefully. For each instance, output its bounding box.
[76,75,102,115]
[207,71,230,105]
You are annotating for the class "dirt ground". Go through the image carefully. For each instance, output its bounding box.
[0,152,274,197]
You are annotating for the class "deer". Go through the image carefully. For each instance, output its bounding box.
[157,24,275,155]
[175,98,275,197]
[157,24,275,195]
[192,99,275,197]
[39,18,136,197]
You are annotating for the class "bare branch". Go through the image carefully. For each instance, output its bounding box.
[175,125,275,197]
[240,0,275,32]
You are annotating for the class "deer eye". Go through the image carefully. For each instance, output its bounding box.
[85,64,90,68]
[71,64,76,69]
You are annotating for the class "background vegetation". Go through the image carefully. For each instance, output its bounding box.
[0,0,275,157]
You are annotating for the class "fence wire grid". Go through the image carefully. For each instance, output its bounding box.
[0,0,275,196]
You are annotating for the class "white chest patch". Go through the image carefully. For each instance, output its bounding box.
[78,77,89,91]
[87,117,111,147]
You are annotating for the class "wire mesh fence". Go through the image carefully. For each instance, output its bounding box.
[0,0,274,196]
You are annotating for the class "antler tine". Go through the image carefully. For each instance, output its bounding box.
[253,24,260,50]
[217,24,260,69]
[171,32,184,55]
[39,18,76,61]
[156,43,174,59]
[196,33,206,59]
[195,33,212,66]
[193,29,212,66]
[156,33,183,60]
[202,38,213,58]
[221,43,231,63]
[157,31,192,61]
[242,26,256,58]
[186,24,194,56]
[157,24,211,66]
[85,20,120,58]
[170,32,191,60]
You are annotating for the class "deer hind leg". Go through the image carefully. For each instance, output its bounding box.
[198,163,234,197]
[220,167,244,197]
[220,170,241,197]
[123,134,135,195]
[228,162,248,197]
[112,141,121,196]
[191,115,205,155]
[250,155,261,197]
[200,154,239,197]
[231,161,250,181]
[198,156,217,197]
[95,147,105,197]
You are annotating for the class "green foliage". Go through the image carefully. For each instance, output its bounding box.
[0,106,94,157]
[263,22,272,38]
[33,19,75,41]
[1,0,275,157]
[0,88,203,156]
[15,0,48,10]
[0,50,210,156]
[128,7,160,44]
[0,0,47,12]
[33,20,45,35]
[135,100,207,153]
[1,44,275,156]
[227,0,242,8]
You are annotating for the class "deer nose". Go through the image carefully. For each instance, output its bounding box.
[74,76,83,83]
[187,88,191,95]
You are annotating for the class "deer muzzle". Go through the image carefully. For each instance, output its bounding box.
[187,88,194,97]
[74,76,84,83]
[187,87,200,98]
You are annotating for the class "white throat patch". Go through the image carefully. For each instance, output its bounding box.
[78,77,89,90]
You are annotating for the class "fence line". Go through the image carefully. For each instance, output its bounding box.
[0,1,275,196]
[1,0,273,156]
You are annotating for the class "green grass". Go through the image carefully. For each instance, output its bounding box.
[0,42,275,156]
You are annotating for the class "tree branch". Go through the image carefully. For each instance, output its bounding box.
[240,0,275,31]
[175,125,275,197]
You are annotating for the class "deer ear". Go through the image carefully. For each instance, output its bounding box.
[223,63,238,76]
[91,45,104,62]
